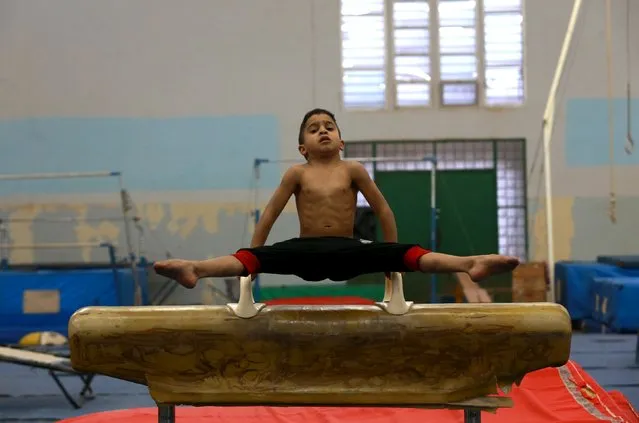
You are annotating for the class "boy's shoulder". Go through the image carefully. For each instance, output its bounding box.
[281,163,306,183]
[286,163,307,174]
[342,159,368,174]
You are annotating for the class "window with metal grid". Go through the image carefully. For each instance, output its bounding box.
[496,140,526,259]
[340,0,387,109]
[438,0,478,106]
[483,0,525,105]
[376,142,435,170]
[435,141,493,169]
[392,0,432,107]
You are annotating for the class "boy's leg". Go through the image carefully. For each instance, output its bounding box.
[414,251,519,281]
[153,239,305,289]
[153,255,246,289]
[456,272,493,303]
[345,242,518,282]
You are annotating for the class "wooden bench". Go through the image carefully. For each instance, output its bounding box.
[68,273,572,423]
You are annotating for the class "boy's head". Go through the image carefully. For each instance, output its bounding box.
[297,108,343,160]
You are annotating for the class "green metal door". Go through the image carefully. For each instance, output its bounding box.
[374,169,498,302]
[436,170,498,256]
[374,171,433,302]
[375,171,432,246]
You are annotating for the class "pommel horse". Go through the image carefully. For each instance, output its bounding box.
[68,273,572,423]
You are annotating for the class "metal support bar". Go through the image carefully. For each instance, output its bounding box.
[254,155,438,165]
[118,179,142,306]
[49,370,95,409]
[0,171,120,181]
[0,216,137,223]
[157,405,175,423]
[2,242,116,250]
[431,159,438,303]
[464,409,481,423]
[542,0,584,303]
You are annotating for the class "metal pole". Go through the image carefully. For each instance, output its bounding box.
[253,209,262,301]
[118,175,142,306]
[254,156,438,165]
[430,158,438,303]
[0,219,8,270]
[2,242,116,249]
[157,405,175,423]
[252,159,262,301]
[464,408,481,423]
[2,216,130,223]
[0,171,120,181]
[542,0,583,303]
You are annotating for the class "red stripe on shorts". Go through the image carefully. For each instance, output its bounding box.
[403,246,431,271]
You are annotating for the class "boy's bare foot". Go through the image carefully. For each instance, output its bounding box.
[153,259,199,289]
[468,255,519,282]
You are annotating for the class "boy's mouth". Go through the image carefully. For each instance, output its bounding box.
[319,136,331,143]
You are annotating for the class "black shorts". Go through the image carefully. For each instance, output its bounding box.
[233,236,430,282]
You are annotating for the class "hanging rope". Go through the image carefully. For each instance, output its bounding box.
[625,0,635,155]
[605,0,616,223]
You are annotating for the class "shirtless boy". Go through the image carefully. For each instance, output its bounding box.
[154,108,519,289]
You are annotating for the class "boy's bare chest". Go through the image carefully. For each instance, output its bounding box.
[298,172,355,199]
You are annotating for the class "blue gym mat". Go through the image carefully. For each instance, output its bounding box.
[597,255,639,269]
[592,277,639,332]
[555,261,639,321]
[0,268,148,344]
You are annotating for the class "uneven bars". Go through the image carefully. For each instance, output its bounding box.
[0,169,142,304]
[542,0,583,304]
[2,242,116,250]
[0,171,121,181]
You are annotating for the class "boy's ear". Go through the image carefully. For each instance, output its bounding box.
[339,139,345,151]
[298,145,307,157]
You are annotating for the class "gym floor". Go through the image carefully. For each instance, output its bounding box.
[0,332,637,423]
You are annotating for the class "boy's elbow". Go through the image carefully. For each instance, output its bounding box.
[259,209,277,227]
[378,206,395,220]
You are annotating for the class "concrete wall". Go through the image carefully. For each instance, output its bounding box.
[1,0,638,303]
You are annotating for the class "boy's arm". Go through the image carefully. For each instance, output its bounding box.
[250,166,300,248]
[350,161,398,243]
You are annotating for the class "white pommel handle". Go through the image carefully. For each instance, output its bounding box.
[378,272,413,315]
[227,276,266,318]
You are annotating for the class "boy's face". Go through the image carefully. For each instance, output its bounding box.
[299,113,344,158]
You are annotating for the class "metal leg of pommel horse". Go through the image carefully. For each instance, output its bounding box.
[464,408,481,423]
[158,404,175,423]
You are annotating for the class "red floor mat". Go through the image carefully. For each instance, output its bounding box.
[59,360,638,423]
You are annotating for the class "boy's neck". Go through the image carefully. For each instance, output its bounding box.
[307,154,342,166]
